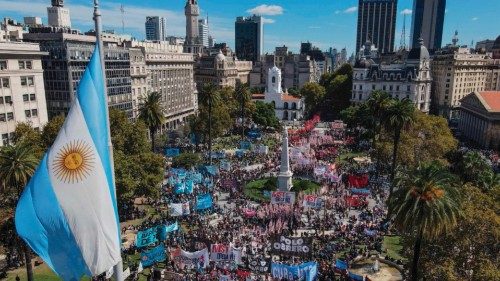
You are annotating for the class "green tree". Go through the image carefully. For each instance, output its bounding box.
[172,152,202,169]
[0,142,39,281]
[234,82,251,140]
[198,84,221,164]
[109,109,150,154]
[139,92,165,153]
[12,123,43,158]
[366,91,392,146]
[299,82,326,117]
[252,101,280,129]
[385,98,415,193]
[41,115,65,148]
[389,162,462,281]
[417,185,499,280]
[321,64,353,120]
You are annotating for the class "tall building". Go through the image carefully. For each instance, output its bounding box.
[198,18,209,47]
[235,15,263,62]
[24,28,134,119]
[47,0,71,28]
[184,0,203,54]
[0,18,25,42]
[0,41,49,146]
[356,0,397,54]
[431,45,489,118]
[352,38,432,113]
[410,0,446,51]
[485,36,500,91]
[145,16,166,42]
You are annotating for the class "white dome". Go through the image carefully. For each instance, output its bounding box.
[270,65,281,74]
[215,50,225,61]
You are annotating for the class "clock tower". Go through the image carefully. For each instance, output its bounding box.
[184,0,203,54]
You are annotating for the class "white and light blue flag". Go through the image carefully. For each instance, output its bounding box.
[15,45,121,280]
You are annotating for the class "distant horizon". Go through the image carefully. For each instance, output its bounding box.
[1,0,498,55]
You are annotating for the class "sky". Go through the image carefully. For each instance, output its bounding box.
[1,0,498,55]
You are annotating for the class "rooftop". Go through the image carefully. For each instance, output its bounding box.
[477,91,500,112]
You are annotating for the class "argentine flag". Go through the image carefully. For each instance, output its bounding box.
[15,45,121,280]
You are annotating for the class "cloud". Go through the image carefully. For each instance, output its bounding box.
[247,4,283,16]
[472,17,478,21]
[262,17,275,24]
[308,26,321,29]
[400,9,412,15]
[343,6,358,14]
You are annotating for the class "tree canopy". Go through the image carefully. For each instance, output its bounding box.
[252,101,280,129]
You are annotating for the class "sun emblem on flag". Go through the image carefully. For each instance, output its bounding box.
[52,140,95,183]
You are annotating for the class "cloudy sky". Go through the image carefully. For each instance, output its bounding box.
[1,0,497,54]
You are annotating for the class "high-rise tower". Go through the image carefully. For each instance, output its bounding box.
[184,0,203,54]
[47,0,71,28]
[410,0,446,51]
[356,0,397,54]
[145,16,166,41]
[235,15,263,62]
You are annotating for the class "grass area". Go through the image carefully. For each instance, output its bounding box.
[383,235,405,261]
[244,177,320,202]
[4,263,91,281]
[337,151,367,164]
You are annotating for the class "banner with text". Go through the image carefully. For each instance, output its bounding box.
[271,262,318,281]
[170,248,209,269]
[248,257,272,273]
[271,191,296,205]
[196,194,213,210]
[140,244,166,267]
[302,195,323,209]
[135,227,159,248]
[271,236,312,257]
[169,202,190,217]
[209,244,242,264]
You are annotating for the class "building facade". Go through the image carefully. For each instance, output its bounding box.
[485,36,500,91]
[430,46,489,118]
[184,0,203,54]
[410,0,446,51]
[235,15,263,62]
[352,39,432,113]
[356,0,397,54]
[47,0,71,28]
[264,66,305,121]
[145,16,166,42]
[198,18,209,48]
[0,41,49,146]
[458,91,500,150]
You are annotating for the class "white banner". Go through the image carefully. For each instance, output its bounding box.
[302,195,323,209]
[169,202,190,216]
[171,248,209,269]
[271,191,296,205]
[210,244,242,264]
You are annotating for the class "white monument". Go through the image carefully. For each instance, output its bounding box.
[277,127,293,191]
[264,65,305,121]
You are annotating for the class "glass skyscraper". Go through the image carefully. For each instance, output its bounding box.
[410,0,446,51]
[235,15,263,62]
[356,0,398,54]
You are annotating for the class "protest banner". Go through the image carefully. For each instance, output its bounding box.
[271,262,318,281]
[169,202,190,216]
[271,236,312,257]
[170,248,209,269]
[335,259,348,270]
[158,222,179,240]
[248,257,271,273]
[209,244,242,264]
[141,244,166,267]
[271,191,296,205]
[196,194,213,210]
[135,227,158,248]
[302,195,323,209]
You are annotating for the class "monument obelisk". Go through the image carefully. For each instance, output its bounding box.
[277,127,293,191]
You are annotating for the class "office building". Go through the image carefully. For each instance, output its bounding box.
[235,15,263,62]
[476,39,496,53]
[0,41,49,146]
[352,38,432,112]
[198,18,209,47]
[23,17,42,27]
[410,0,446,51]
[47,0,71,28]
[184,0,203,54]
[485,36,500,91]
[431,45,489,118]
[356,0,397,54]
[0,18,25,42]
[145,16,166,42]
[458,91,500,150]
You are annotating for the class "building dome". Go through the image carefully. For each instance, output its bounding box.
[355,57,372,68]
[408,38,430,60]
[215,50,225,61]
[493,35,500,49]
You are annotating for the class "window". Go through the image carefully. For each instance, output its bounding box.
[25,110,31,118]
[272,76,276,83]
[359,85,363,90]
[23,94,29,102]
[1,77,9,88]
[32,109,38,117]
[30,94,36,101]
[407,85,411,91]
[0,113,5,122]
[19,61,25,69]
[21,76,34,86]
[2,133,8,146]
[4,96,12,104]
[0,61,6,70]
[7,112,13,121]
[21,77,27,86]
[372,85,375,90]
[383,85,386,91]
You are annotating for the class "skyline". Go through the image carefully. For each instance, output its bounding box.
[1,0,498,54]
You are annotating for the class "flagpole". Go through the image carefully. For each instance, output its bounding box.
[93,1,124,280]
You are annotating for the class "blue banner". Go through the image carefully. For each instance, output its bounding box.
[196,194,213,210]
[140,244,166,267]
[240,141,252,150]
[351,188,370,195]
[348,272,364,281]
[136,227,158,248]
[158,222,179,240]
[165,148,180,157]
[271,262,318,281]
[335,259,348,270]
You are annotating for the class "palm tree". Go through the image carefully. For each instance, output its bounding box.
[389,162,461,281]
[385,98,415,195]
[139,92,165,152]
[235,81,251,140]
[198,84,221,164]
[0,142,39,281]
[366,90,392,146]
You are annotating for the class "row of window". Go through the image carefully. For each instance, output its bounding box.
[0,76,35,88]
[0,60,33,70]
[0,94,35,104]
[353,84,412,91]
[0,109,38,121]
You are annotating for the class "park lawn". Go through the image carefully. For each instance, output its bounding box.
[244,177,320,202]
[383,235,405,261]
[4,263,91,281]
[338,151,366,163]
